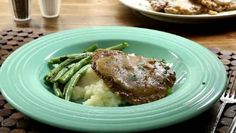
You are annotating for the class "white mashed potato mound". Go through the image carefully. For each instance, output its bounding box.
[71,67,122,107]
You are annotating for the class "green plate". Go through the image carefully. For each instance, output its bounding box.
[0,27,227,132]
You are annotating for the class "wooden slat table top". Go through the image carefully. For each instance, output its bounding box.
[0,0,236,51]
[1,0,236,132]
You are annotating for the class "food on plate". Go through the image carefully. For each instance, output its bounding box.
[147,0,236,15]
[92,49,176,104]
[148,0,207,15]
[44,43,176,106]
[72,67,122,106]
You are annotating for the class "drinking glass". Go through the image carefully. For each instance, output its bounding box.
[39,0,61,18]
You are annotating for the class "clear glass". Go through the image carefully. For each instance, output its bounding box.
[9,0,31,21]
[39,0,61,18]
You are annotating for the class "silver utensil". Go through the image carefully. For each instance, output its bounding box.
[228,116,236,133]
[210,70,236,133]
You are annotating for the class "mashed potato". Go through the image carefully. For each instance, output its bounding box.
[71,67,122,107]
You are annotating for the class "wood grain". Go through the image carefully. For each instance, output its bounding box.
[0,0,236,50]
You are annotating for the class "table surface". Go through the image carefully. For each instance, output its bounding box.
[1,0,236,51]
[0,0,236,133]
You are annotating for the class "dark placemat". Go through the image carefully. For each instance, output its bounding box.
[0,29,235,133]
[208,48,236,133]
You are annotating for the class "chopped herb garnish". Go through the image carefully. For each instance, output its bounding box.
[167,86,172,95]
[127,74,137,81]
[137,61,145,70]
[160,59,167,64]
[159,59,170,70]
[138,61,145,66]
[105,58,113,64]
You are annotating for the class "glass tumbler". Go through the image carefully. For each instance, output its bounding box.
[9,0,31,21]
[39,0,61,18]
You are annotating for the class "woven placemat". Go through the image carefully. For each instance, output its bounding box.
[0,29,235,133]
[0,29,75,133]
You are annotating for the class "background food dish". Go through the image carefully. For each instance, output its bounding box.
[119,0,236,23]
[0,26,226,132]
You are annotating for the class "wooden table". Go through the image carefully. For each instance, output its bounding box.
[1,0,236,51]
[0,0,236,133]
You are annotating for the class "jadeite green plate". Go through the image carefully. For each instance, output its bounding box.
[0,27,227,132]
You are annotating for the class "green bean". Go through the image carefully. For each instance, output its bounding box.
[64,64,90,101]
[44,57,81,82]
[83,44,98,52]
[46,42,130,99]
[48,56,68,64]
[48,52,92,64]
[52,63,75,82]
[58,56,92,84]
[63,80,69,96]
[53,83,63,98]
[106,42,129,50]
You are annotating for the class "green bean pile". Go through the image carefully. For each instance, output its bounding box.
[44,42,129,101]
